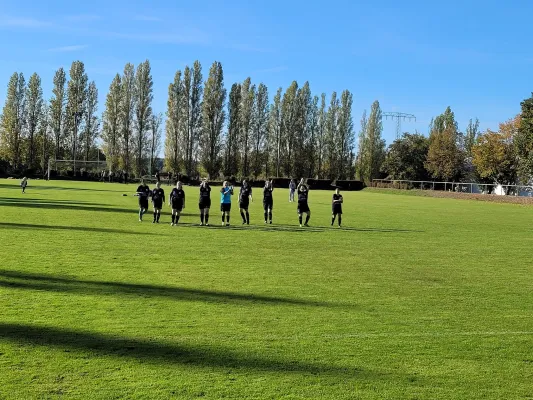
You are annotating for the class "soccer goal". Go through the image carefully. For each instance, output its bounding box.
[48,159,108,180]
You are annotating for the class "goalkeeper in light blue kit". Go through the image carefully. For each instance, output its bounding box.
[220,181,234,226]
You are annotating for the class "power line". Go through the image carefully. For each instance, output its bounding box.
[383,112,416,140]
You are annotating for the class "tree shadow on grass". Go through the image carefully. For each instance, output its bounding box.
[0,270,343,308]
[0,183,118,193]
[0,222,159,236]
[0,323,390,379]
[0,198,138,214]
[0,197,109,206]
[0,198,196,217]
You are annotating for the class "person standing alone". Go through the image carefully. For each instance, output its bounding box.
[239,179,253,225]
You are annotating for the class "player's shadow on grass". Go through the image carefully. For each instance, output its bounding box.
[0,323,389,379]
[0,270,341,308]
[0,222,158,236]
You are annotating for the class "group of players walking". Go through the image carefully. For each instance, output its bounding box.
[135,178,344,228]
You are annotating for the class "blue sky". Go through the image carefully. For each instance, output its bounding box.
[0,0,532,145]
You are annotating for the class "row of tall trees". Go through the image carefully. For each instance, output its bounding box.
[381,95,533,187]
[162,60,357,180]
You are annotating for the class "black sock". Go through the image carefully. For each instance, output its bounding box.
[305,215,310,224]
[246,211,250,224]
[338,215,342,226]
[226,215,230,224]
[205,213,209,224]
[299,216,302,225]
[200,213,204,224]
[157,213,161,222]
[172,214,175,223]
[222,213,225,222]
[153,212,157,221]
[264,212,268,222]
[176,215,180,223]
[268,212,272,222]
[240,211,246,222]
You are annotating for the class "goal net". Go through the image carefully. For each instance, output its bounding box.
[48,159,109,180]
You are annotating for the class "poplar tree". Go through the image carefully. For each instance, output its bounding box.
[224,83,241,177]
[251,83,269,178]
[164,70,183,174]
[80,81,98,165]
[102,74,122,173]
[316,93,327,178]
[120,63,135,174]
[0,72,25,167]
[325,92,339,179]
[359,100,386,183]
[336,90,354,179]
[280,81,298,177]
[240,78,255,177]
[49,68,66,165]
[65,61,88,163]
[25,73,44,169]
[200,61,225,178]
[268,87,282,177]
[149,112,162,174]
[133,60,153,177]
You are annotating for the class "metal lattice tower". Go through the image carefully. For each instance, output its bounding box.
[383,112,416,139]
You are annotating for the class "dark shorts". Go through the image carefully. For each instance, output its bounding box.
[153,200,163,210]
[139,198,149,209]
[199,199,211,209]
[171,201,184,211]
[239,201,249,210]
[332,204,343,215]
[297,202,310,214]
[263,199,273,211]
[220,203,231,212]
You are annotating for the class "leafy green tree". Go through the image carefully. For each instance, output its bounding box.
[0,72,26,167]
[224,83,241,177]
[464,118,480,156]
[268,87,282,177]
[25,73,44,169]
[472,119,518,185]
[240,78,255,177]
[102,74,122,173]
[65,61,88,163]
[49,68,66,165]
[80,81,99,165]
[164,70,183,174]
[515,94,533,181]
[250,83,268,179]
[358,101,385,183]
[120,63,135,174]
[425,107,464,181]
[381,133,430,180]
[200,61,225,178]
[133,60,153,177]
[38,104,51,176]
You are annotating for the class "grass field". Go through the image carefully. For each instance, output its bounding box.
[0,179,532,399]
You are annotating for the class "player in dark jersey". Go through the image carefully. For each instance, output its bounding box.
[263,180,274,224]
[169,181,186,226]
[151,182,165,223]
[331,188,343,227]
[297,178,311,227]
[220,181,234,226]
[199,178,211,226]
[239,179,253,225]
[135,179,151,221]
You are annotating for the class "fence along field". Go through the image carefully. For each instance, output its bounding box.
[0,179,532,399]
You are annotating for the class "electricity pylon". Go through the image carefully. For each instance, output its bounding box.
[383,112,416,140]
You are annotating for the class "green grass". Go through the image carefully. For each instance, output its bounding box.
[0,179,532,399]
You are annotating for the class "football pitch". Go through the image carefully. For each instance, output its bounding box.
[0,179,531,399]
